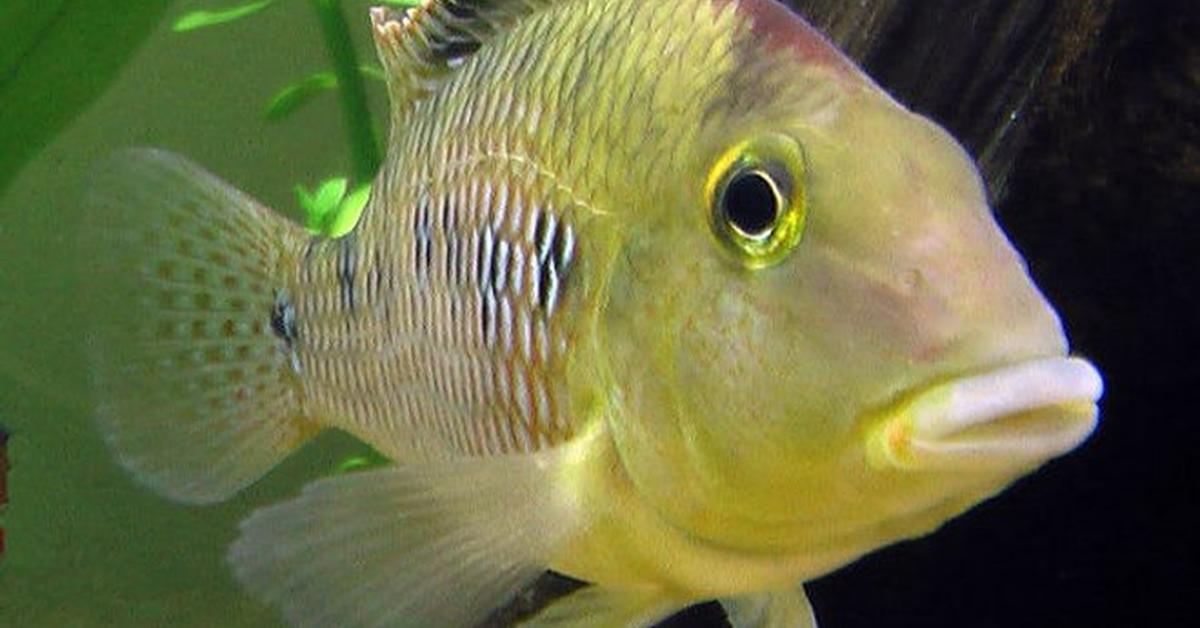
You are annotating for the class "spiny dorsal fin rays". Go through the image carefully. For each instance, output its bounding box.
[370,0,555,126]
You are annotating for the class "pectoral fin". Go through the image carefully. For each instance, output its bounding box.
[521,585,684,628]
[721,586,818,628]
[228,449,580,628]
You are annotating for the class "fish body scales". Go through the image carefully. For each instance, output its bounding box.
[290,168,581,460]
[291,0,728,460]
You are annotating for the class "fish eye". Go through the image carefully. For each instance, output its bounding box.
[707,134,807,268]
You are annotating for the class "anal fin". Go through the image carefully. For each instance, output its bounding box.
[229,449,581,628]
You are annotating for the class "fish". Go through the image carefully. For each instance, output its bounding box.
[80,0,1104,626]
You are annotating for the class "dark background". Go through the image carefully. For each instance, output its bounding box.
[665,0,1199,626]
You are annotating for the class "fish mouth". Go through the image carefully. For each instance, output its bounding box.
[870,357,1103,471]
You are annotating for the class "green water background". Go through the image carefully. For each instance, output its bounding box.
[0,2,389,624]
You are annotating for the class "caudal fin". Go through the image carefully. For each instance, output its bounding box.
[83,148,318,504]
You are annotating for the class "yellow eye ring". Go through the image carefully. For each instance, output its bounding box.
[706,134,808,269]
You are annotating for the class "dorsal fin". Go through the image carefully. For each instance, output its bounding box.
[370,1,554,126]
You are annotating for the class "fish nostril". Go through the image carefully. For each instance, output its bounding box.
[890,262,968,365]
[899,267,925,295]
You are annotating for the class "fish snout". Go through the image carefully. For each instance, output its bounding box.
[863,203,1101,473]
[887,203,1069,370]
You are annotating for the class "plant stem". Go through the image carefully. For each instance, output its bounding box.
[311,0,381,183]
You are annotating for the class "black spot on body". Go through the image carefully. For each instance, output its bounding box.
[270,291,299,347]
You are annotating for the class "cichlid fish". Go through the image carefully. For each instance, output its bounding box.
[82,0,1103,626]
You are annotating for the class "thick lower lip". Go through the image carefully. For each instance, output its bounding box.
[874,357,1103,471]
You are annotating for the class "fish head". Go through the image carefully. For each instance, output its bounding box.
[596,0,1102,562]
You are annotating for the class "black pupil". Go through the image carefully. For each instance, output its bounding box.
[723,170,779,237]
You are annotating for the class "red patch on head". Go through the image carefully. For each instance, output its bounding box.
[714,0,857,74]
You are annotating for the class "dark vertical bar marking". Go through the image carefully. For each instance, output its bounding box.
[301,236,322,283]
[367,246,386,302]
[477,227,494,293]
[337,236,358,312]
[532,218,573,315]
[414,194,433,283]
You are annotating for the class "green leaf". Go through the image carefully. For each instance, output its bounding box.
[296,177,351,235]
[334,447,389,474]
[359,64,387,83]
[0,1,170,195]
[172,0,275,33]
[294,177,371,237]
[264,67,384,122]
[294,184,317,213]
[379,0,422,7]
[313,177,348,216]
[327,183,372,237]
[263,71,337,121]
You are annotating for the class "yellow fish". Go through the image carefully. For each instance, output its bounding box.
[82,0,1103,626]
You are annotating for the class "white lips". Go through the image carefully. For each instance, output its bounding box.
[880,357,1103,471]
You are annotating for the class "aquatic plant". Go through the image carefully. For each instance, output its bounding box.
[0,1,169,196]
[173,0,419,236]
